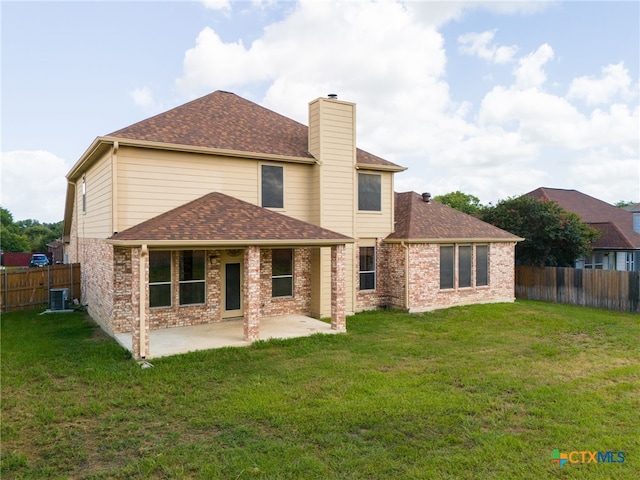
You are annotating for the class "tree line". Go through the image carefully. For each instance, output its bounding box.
[0,206,63,253]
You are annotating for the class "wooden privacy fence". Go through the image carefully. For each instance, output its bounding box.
[0,264,81,313]
[516,266,639,313]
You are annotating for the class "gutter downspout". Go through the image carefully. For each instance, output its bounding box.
[401,241,409,311]
[139,244,148,359]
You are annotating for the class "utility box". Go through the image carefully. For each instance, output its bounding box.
[50,288,69,311]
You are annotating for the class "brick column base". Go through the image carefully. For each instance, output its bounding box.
[243,246,261,342]
[331,244,346,332]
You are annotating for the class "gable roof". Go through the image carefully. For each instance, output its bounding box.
[526,187,640,249]
[107,90,402,170]
[107,192,352,247]
[386,192,521,242]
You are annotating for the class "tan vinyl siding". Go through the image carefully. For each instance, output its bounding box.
[117,148,248,231]
[78,152,113,238]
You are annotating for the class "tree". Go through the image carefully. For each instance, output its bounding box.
[0,207,63,253]
[0,207,30,252]
[615,200,636,208]
[481,196,600,267]
[433,191,484,215]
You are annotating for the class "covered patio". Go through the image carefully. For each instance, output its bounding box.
[114,314,342,359]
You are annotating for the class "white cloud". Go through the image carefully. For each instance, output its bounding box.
[0,151,70,223]
[130,86,156,109]
[567,62,636,106]
[514,43,554,89]
[458,30,518,64]
[201,0,231,11]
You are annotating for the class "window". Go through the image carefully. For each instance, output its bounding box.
[359,247,376,290]
[440,245,454,289]
[272,249,293,297]
[149,251,172,308]
[584,252,604,269]
[458,245,472,288]
[476,245,488,286]
[179,250,205,305]
[261,164,284,208]
[81,176,86,213]
[358,173,381,211]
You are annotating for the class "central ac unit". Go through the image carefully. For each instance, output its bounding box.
[50,288,69,311]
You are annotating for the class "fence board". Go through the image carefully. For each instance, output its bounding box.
[516,266,639,313]
[0,264,81,312]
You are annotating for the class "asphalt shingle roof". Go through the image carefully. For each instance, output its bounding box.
[110,192,352,244]
[386,192,521,241]
[526,187,640,249]
[109,90,401,169]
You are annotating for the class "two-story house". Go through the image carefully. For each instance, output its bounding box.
[64,91,520,359]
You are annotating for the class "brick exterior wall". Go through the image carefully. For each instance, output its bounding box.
[386,243,408,310]
[403,242,517,312]
[259,248,312,317]
[77,237,115,334]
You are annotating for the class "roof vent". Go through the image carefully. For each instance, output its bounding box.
[328,93,338,100]
[422,192,431,203]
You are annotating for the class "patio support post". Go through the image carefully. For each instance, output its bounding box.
[243,246,260,342]
[331,244,346,331]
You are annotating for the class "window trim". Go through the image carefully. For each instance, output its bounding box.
[271,248,293,298]
[439,245,455,290]
[359,246,376,291]
[357,172,382,212]
[261,163,284,209]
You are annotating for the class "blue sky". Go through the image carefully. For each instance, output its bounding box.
[2,0,639,223]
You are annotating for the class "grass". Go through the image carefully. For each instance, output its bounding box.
[1,300,639,479]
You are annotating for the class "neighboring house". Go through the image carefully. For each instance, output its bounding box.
[63,91,520,359]
[623,203,640,234]
[526,187,640,271]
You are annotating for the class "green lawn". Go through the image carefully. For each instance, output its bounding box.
[1,301,639,479]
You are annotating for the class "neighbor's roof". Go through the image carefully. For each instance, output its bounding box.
[386,192,522,242]
[107,192,353,247]
[108,90,402,170]
[526,187,640,249]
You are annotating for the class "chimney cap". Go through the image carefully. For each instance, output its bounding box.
[422,192,431,203]
[328,93,338,100]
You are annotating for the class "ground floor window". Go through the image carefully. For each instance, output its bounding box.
[272,249,293,297]
[149,251,172,307]
[476,245,488,286]
[440,244,489,289]
[359,246,376,290]
[179,250,205,305]
[584,252,604,269]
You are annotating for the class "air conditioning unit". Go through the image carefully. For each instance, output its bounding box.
[50,288,69,311]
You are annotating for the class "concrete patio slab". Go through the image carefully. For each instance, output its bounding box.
[113,315,342,359]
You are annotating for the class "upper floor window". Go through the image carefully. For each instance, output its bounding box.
[179,250,205,305]
[149,251,172,308]
[81,176,86,213]
[272,249,293,297]
[358,173,381,211]
[261,164,284,208]
[359,246,376,290]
